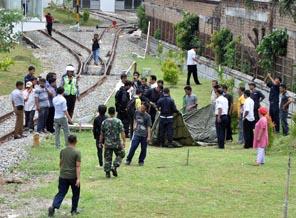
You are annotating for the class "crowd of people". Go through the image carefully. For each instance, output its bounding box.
[213,73,293,164]
[11,65,79,149]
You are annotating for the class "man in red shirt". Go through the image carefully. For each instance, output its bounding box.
[45,13,54,36]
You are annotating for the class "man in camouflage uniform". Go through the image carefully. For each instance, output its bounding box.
[100,107,126,178]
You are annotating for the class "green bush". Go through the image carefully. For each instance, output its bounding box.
[0,57,14,71]
[208,28,233,64]
[161,59,180,85]
[256,29,288,72]
[82,9,90,23]
[157,41,164,59]
[175,12,199,50]
[154,28,161,40]
[136,5,148,34]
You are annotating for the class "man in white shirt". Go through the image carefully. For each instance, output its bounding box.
[186,46,201,86]
[215,89,229,149]
[53,87,73,149]
[243,90,255,149]
[23,81,35,132]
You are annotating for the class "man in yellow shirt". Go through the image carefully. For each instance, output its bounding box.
[237,87,245,144]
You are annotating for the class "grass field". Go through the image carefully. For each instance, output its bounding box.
[44,7,101,27]
[16,131,296,218]
[0,45,41,95]
[6,55,296,217]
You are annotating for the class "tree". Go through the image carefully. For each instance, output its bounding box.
[175,12,200,50]
[136,5,148,34]
[0,10,23,52]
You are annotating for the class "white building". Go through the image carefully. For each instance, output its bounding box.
[0,0,51,32]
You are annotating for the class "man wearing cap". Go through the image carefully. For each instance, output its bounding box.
[23,81,35,132]
[249,82,265,122]
[61,65,79,118]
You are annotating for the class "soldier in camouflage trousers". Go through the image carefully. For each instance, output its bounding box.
[100,107,126,178]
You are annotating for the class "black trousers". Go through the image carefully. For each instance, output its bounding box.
[215,115,228,149]
[117,111,130,137]
[95,139,103,166]
[65,95,76,118]
[269,103,280,132]
[187,65,200,85]
[226,115,233,141]
[254,107,260,122]
[46,106,55,133]
[25,110,35,130]
[52,177,80,213]
[159,118,174,145]
[243,119,255,149]
[47,23,53,36]
[149,107,157,125]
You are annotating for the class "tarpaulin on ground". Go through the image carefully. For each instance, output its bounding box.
[151,104,217,146]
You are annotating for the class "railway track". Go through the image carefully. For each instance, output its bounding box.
[0,26,121,144]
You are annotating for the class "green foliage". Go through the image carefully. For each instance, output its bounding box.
[292,113,296,137]
[136,5,148,34]
[208,28,233,64]
[0,57,14,71]
[82,9,90,23]
[225,37,241,69]
[175,12,199,50]
[156,41,164,59]
[0,10,23,52]
[161,59,180,85]
[166,50,185,67]
[278,0,296,22]
[154,28,161,40]
[215,65,235,94]
[256,29,288,72]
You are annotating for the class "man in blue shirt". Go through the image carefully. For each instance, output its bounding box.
[157,88,178,148]
[264,73,282,133]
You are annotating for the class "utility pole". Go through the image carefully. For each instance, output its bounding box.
[75,0,80,31]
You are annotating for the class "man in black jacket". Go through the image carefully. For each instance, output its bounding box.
[115,81,132,137]
[157,88,178,148]
[93,105,108,167]
[145,84,163,125]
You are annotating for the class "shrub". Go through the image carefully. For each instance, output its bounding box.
[161,59,180,85]
[136,5,148,34]
[82,9,90,23]
[267,115,275,149]
[0,57,14,71]
[208,28,233,64]
[154,28,161,40]
[175,12,199,50]
[256,29,288,72]
[157,41,164,59]
[225,36,241,69]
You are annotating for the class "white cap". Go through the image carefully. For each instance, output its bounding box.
[66,65,75,72]
[26,81,33,88]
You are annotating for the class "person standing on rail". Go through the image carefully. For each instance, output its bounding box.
[186,45,201,86]
[11,81,25,139]
[92,33,102,66]
[115,81,132,138]
[45,12,54,36]
[61,66,79,119]
[23,81,35,132]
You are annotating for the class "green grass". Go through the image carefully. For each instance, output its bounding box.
[107,56,211,109]
[0,45,41,95]
[16,131,296,218]
[44,7,101,27]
